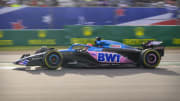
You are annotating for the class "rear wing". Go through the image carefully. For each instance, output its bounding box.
[142,41,165,56]
[142,41,163,49]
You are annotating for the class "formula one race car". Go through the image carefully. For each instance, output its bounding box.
[14,37,164,69]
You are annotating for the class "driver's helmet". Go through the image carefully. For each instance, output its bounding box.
[96,37,101,41]
[95,37,102,46]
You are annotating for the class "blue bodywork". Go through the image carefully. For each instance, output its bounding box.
[14,39,164,68]
[59,40,135,52]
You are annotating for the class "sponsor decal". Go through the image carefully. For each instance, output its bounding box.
[71,38,95,44]
[111,45,121,48]
[83,27,92,36]
[77,16,96,25]
[28,31,56,45]
[0,40,13,45]
[38,30,47,38]
[11,20,25,29]
[123,39,155,45]
[28,39,56,45]
[42,15,52,24]
[172,38,180,44]
[115,8,125,16]
[0,31,3,38]
[19,59,29,65]
[98,53,121,63]
[88,51,133,63]
[135,27,144,37]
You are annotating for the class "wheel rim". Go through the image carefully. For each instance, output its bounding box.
[146,53,157,64]
[46,52,61,68]
[143,50,160,67]
[49,54,60,65]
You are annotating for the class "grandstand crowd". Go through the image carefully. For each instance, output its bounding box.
[0,0,178,7]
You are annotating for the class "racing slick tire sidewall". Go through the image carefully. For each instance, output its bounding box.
[44,50,63,70]
[140,49,161,69]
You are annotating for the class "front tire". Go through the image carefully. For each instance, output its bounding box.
[43,50,63,70]
[140,49,161,69]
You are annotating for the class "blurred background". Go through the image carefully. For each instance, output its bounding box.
[0,0,178,7]
[0,0,179,47]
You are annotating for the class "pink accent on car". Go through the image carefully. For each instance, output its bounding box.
[88,51,133,63]
[111,45,121,48]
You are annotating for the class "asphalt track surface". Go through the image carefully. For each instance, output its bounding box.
[0,49,180,101]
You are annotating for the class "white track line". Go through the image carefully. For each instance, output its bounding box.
[0,67,19,70]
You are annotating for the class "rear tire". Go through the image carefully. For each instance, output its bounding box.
[140,49,161,69]
[43,50,63,70]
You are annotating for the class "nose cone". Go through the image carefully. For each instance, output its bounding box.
[13,59,29,66]
[13,61,19,65]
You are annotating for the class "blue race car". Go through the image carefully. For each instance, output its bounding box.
[14,37,164,69]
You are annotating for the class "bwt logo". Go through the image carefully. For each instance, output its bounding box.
[98,53,121,63]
